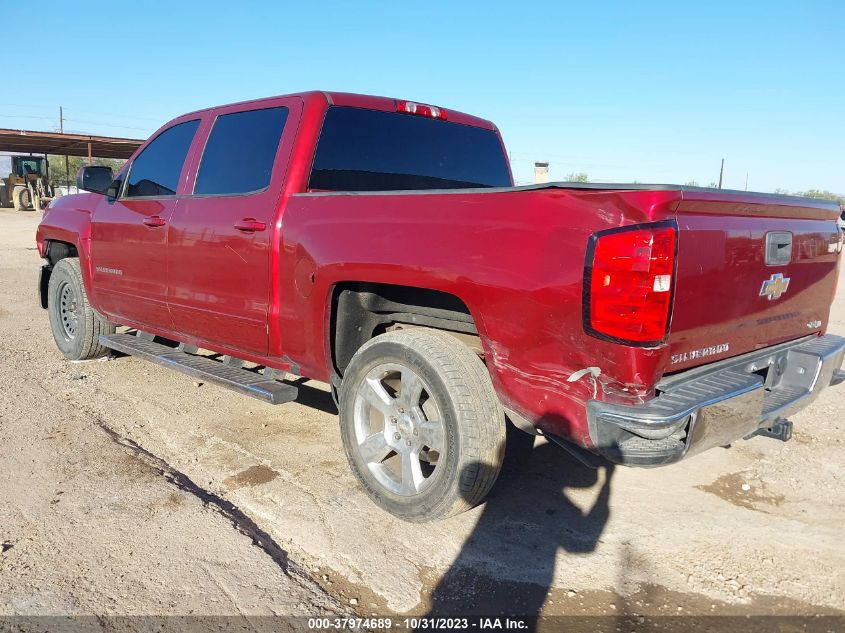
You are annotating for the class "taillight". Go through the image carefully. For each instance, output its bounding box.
[584,221,677,345]
[395,99,447,120]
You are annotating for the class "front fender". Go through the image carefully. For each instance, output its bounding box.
[36,193,104,315]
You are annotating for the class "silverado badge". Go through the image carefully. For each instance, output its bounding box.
[760,273,790,300]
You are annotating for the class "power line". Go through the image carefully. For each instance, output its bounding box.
[0,101,163,123]
[0,113,57,121]
[63,117,150,132]
[0,113,150,135]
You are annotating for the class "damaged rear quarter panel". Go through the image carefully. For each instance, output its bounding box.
[283,187,680,448]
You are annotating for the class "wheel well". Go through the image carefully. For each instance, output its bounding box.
[330,283,480,375]
[44,240,78,265]
[39,240,79,308]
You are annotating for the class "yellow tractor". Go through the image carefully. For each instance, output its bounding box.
[0,155,55,211]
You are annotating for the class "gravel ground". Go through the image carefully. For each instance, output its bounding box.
[0,211,341,618]
[0,209,843,620]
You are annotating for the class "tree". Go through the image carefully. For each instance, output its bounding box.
[773,188,843,206]
[684,180,700,187]
[793,189,844,205]
[565,172,589,183]
[47,155,126,187]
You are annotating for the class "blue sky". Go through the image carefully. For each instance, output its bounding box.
[4,1,843,192]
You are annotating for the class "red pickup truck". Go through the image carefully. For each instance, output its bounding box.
[36,91,845,521]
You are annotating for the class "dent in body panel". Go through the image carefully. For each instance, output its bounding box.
[278,188,681,443]
[485,335,656,448]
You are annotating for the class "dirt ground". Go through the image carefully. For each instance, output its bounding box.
[1,209,843,621]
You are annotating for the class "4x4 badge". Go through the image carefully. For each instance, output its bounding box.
[760,273,790,300]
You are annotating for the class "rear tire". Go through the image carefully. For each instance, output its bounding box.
[339,329,506,522]
[47,258,115,360]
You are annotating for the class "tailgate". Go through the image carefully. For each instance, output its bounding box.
[668,190,842,371]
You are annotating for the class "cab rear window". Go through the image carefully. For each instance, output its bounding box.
[308,107,511,191]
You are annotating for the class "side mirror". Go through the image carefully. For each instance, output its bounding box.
[76,165,114,195]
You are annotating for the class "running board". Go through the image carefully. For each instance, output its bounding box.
[99,333,299,405]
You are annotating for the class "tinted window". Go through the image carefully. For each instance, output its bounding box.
[194,107,289,195]
[309,107,511,191]
[125,120,199,197]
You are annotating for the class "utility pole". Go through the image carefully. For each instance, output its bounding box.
[718,158,725,189]
[744,172,748,191]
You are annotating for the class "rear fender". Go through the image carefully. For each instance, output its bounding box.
[281,188,682,449]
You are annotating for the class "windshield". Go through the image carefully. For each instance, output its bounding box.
[16,158,44,176]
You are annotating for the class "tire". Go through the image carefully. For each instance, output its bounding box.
[47,258,115,360]
[339,329,506,522]
[17,186,32,210]
[11,186,23,211]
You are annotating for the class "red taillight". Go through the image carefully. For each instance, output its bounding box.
[395,99,447,120]
[585,223,677,344]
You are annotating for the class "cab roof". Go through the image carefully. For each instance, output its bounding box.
[181,90,498,131]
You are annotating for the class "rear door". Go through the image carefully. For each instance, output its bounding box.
[166,97,301,355]
[89,119,200,328]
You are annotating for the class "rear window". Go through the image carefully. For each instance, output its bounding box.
[308,107,511,191]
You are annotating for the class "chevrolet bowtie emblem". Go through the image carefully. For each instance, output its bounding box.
[760,273,790,300]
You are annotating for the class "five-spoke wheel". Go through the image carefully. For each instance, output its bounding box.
[353,363,446,496]
[339,329,506,522]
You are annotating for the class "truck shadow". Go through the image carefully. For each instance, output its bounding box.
[291,379,338,414]
[115,329,340,414]
[426,428,615,622]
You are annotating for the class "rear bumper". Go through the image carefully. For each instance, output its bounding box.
[587,334,845,466]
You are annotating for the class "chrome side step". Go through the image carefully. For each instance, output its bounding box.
[99,333,299,405]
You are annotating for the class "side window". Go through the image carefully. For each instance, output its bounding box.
[194,107,289,196]
[124,120,199,198]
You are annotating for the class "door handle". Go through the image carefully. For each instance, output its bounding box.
[142,215,166,228]
[234,218,266,233]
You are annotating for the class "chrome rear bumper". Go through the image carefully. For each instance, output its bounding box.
[587,334,845,466]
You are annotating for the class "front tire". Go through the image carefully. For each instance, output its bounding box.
[47,258,115,360]
[339,329,506,522]
[11,186,24,211]
[16,186,33,210]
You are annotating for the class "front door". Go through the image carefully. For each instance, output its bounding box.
[166,99,299,356]
[90,119,200,329]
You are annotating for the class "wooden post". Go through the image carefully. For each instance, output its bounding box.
[87,141,93,166]
[60,108,70,192]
